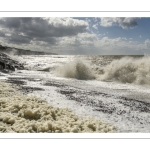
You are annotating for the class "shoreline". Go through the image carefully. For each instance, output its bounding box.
[0,80,116,133]
[1,53,150,132]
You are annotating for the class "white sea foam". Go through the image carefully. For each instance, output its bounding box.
[9,54,150,85]
[55,59,95,80]
[0,81,116,133]
[98,56,150,85]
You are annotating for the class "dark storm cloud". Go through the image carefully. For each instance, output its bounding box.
[35,37,58,44]
[0,30,5,37]
[117,18,138,29]
[0,18,21,29]
[8,33,31,44]
[0,17,88,45]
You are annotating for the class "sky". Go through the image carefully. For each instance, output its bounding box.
[0,17,150,55]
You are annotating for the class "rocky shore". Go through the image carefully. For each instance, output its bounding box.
[0,53,24,73]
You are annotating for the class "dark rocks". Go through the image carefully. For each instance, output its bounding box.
[0,61,5,68]
[119,99,150,113]
[0,53,24,72]
[20,86,44,93]
[44,81,66,88]
[6,79,27,85]
[43,80,150,119]
[5,77,45,94]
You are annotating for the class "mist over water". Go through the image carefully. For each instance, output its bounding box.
[55,59,95,80]
[97,56,150,85]
[54,55,150,85]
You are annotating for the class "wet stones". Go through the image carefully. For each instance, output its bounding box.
[0,61,5,70]
[44,81,66,88]
[119,99,150,113]
[5,77,44,94]
[0,53,24,72]
[6,79,26,86]
[58,87,117,114]
[46,80,150,118]
[20,86,45,94]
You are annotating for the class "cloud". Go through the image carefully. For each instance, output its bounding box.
[0,30,5,37]
[60,33,98,47]
[92,24,98,30]
[144,39,150,48]
[0,17,148,55]
[46,32,147,55]
[0,17,88,45]
[8,33,32,44]
[100,17,139,29]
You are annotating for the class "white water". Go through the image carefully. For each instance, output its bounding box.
[16,55,150,85]
[55,58,95,80]
[99,56,150,85]
[1,55,150,132]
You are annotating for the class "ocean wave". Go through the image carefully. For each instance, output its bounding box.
[9,54,150,85]
[97,56,150,85]
[55,59,95,80]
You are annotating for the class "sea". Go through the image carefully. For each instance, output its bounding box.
[1,54,150,132]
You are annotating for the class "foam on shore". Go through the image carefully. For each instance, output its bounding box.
[0,81,116,133]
